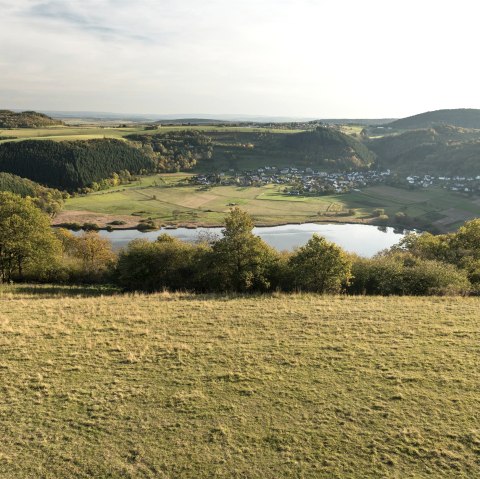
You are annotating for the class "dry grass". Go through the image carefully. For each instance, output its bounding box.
[0,288,479,478]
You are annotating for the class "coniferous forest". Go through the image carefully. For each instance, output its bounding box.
[0,139,156,190]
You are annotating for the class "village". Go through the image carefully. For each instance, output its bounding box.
[405,174,480,193]
[190,166,480,196]
[190,167,391,194]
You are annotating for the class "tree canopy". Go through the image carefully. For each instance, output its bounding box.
[289,234,352,293]
[0,192,60,281]
[209,207,279,292]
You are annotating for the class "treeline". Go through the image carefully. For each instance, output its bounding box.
[114,213,477,295]
[0,139,155,190]
[126,131,213,172]
[1,193,478,295]
[0,110,63,128]
[0,172,64,215]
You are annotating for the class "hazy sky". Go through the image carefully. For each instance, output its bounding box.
[1,0,479,118]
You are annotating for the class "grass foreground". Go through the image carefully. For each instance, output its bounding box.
[0,288,479,478]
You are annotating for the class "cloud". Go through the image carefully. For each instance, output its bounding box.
[21,0,155,42]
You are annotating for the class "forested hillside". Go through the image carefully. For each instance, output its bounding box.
[0,110,63,128]
[126,130,213,171]
[387,108,480,130]
[180,126,377,171]
[0,139,155,190]
[0,172,64,214]
[369,126,480,175]
[283,127,376,169]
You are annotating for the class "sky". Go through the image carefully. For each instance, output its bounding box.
[1,0,479,118]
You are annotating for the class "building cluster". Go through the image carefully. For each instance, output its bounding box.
[406,175,480,193]
[191,167,480,196]
[191,167,392,194]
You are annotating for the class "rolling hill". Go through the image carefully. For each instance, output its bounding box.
[368,126,480,175]
[193,126,377,171]
[387,108,480,130]
[0,109,63,128]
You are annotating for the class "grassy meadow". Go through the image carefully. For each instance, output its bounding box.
[61,174,480,230]
[0,287,479,478]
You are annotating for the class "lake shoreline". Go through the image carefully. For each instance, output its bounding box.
[53,213,380,232]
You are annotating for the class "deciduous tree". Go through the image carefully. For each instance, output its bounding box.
[289,234,352,293]
[209,208,279,292]
[0,192,60,281]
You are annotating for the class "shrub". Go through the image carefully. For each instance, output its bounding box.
[372,208,385,217]
[82,222,100,231]
[136,219,158,231]
[349,252,470,295]
[116,235,208,292]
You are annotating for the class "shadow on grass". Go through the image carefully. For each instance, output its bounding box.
[1,284,121,298]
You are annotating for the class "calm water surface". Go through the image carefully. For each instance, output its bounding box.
[76,223,407,257]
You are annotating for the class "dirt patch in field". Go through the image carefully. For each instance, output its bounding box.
[178,193,219,208]
[52,211,141,229]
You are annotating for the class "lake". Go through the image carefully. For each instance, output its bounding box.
[73,223,408,257]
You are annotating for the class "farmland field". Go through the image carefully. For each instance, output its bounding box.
[59,175,369,227]
[59,175,480,230]
[0,287,479,478]
[0,125,303,144]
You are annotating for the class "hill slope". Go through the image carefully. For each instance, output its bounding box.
[368,126,480,175]
[0,139,155,190]
[387,108,480,130]
[190,126,377,171]
[0,290,478,478]
[0,172,64,214]
[0,110,63,128]
[128,127,376,172]
[283,127,376,169]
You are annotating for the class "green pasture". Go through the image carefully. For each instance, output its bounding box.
[63,177,480,229]
[64,177,363,225]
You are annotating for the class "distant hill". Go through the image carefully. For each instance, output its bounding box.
[0,139,155,190]
[387,109,480,130]
[320,118,396,126]
[368,125,480,175]
[154,118,227,125]
[0,110,63,128]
